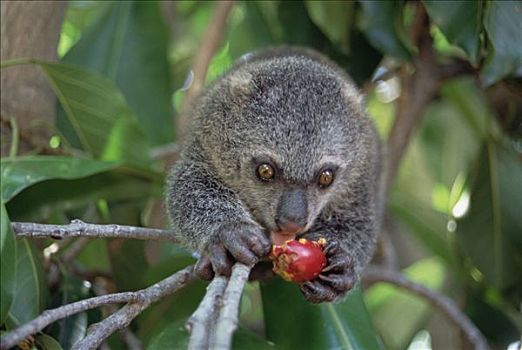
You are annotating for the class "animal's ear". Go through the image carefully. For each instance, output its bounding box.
[341,82,365,114]
[227,71,254,98]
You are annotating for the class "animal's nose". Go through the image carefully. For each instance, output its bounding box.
[275,188,308,234]
[276,217,306,235]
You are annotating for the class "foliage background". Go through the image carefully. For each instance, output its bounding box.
[1,1,521,349]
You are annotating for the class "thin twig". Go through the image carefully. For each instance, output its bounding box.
[211,263,252,350]
[187,276,228,350]
[363,266,490,350]
[177,0,235,143]
[0,292,137,349]
[92,283,143,350]
[72,265,195,350]
[11,219,177,242]
[0,265,195,350]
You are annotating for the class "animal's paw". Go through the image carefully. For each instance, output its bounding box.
[195,222,271,280]
[298,239,355,303]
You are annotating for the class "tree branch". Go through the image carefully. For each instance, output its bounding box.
[11,219,177,242]
[187,275,228,349]
[211,263,252,350]
[0,292,137,349]
[176,0,235,143]
[363,266,490,350]
[73,264,195,350]
[0,265,195,350]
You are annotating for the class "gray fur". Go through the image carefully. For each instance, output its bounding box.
[166,47,383,298]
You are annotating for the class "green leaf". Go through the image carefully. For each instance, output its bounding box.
[366,258,446,350]
[0,203,16,324]
[63,1,173,145]
[305,1,354,53]
[6,239,47,327]
[35,334,64,350]
[33,60,150,163]
[457,142,522,292]
[109,240,149,291]
[423,0,482,65]
[358,1,411,60]
[137,255,206,345]
[6,171,158,222]
[1,156,119,202]
[261,281,383,349]
[481,1,522,85]
[54,275,90,349]
[229,2,277,59]
[147,319,274,350]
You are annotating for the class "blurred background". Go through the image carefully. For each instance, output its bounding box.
[1,1,521,349]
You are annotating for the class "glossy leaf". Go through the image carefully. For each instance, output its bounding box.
[137,255,205,345]
[366,258,445,350]
[34,61,150,163]
[6,239,47,327]
[35,334,64,350]
[305,1,354,53]
[481,1,522,85]
[358,1,411,60]
[54,276,90,348]
[1,156,118,202]
[63,1,173,145]
[229,2,277,59]
[147,319,274,350]
[109,240,149,291]
[261,280,383,349]
[0,203,16,324]
[423,0,482,65]
[6,172,157,222]
[457,142,522,292]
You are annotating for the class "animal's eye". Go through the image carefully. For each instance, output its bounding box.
[256,163,275,181]
[318,169,334,188]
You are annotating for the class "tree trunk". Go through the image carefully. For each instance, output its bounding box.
[1,0,66,156]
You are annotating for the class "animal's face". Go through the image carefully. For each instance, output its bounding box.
[232,148,348,244]
[201,56,368,244]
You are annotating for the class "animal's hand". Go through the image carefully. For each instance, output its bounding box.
[194,222,271,280]
[299,239,355,303]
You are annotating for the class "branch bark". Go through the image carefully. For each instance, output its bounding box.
[176,0,235,144]
[363,266,490,350]
[211,263,252,350]
[1,0,65,156]
[11,219,177,242]
[0,266,195,350]
[187,276,228,349]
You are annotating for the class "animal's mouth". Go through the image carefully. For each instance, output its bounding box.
[269,230,299,245]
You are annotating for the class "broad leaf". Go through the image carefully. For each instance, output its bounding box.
[63,1,173,145]
[0,203,16,324]
[6,239,47,327]
[457,142,522,292]
[229,2,277,59]
[305,1,354,53]
[35,334,64,350]
[481,1,522,85]
[147,319,274,350]
[1,156,118,202]
[137,255,205,345]
[261,281,383,349]
[34,61,150,164]
[109,240,149,291]
[366,258,445,350]
[6,172,157,222]
[423,0,482,65]
[53,275,90,349]
[358,1,411,60]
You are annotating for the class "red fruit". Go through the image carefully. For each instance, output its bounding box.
[270,238,327,282]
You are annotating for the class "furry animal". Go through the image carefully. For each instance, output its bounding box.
[166,47,382,303]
